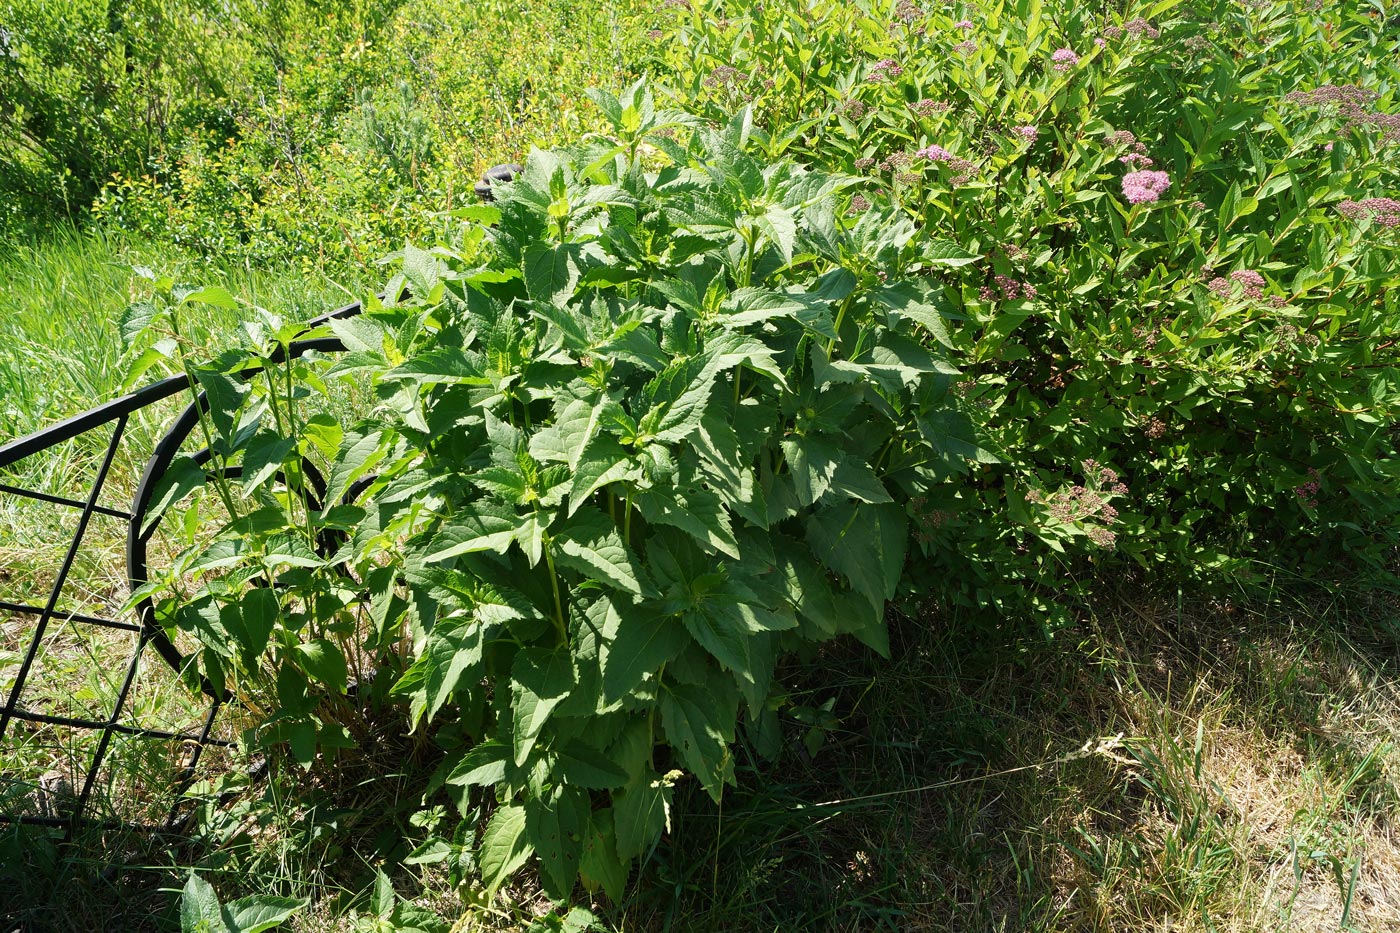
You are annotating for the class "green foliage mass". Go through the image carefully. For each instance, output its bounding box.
[645,0,1400,623]
[1,0,653,265]
[18,0,1400,921]
[127,83,976,900]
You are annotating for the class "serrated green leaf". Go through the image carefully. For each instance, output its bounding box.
[557,739,629,789]
[193,367,249,445]
[579,808,629,902]
[180,285,240,310]
[567,436,633,516]
[923,239,981,266]
[223,896,309,933]
[403,242,441,296]
[511,647,575,766]
[181,873,226,933]
[524,243,581,307]
[119,300,161,350]
[391,615,485,730]
[296,639,347,694]
[445,740,509,787]
[553,508,653,597]
[613,772,673,861]
[599,603,688,703]
[526,785,588,901]
[634,485,740,558]
[288,718,317,770]
[140,455,206,536]
[805,501,907,606]
[424,502,524,562]
[479,803,532,894]
[241,430,294,493]
[660,680,736,802]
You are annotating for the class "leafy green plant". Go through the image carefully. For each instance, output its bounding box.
[646,0,1400,625]
[179,872,306,933]
[127,81,976,900]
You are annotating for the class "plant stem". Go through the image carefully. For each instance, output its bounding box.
[544,540,567,644]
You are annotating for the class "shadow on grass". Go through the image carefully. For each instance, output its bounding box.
[5,574,1399,932]
[610,576,1400,932]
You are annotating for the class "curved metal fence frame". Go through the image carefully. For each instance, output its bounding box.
[0,299,365,833]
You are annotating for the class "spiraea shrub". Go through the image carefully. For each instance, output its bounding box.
[127,84,979,899]
[645,0,1400,625]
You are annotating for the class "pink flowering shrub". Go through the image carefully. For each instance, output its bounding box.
[652,0,1400,626]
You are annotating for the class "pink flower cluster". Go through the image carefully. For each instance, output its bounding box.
[1286,85,1400,144]
[954,19,974,29]
[1207,269,1266,299]
[1012,124,1038,141]
[1030,459,1129,549]
[1337,197,1400,227]
[1122,170,1171,204]
[1294,469,1321,510]
[868,59,904,81]
[954,38,977,55]
[1124,18,1160,39]
[979,274,1038,302]
[910,98,949,116]
[915,143,976,183]
[1051,48,1079,71]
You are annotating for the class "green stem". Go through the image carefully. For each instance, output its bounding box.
[826,292,856,356]
[624,490,633,546]
[544,540,567,644]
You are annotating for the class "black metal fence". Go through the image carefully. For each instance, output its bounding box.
[0,299,366,832]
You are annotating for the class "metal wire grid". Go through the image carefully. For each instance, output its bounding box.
[0,299,364,832]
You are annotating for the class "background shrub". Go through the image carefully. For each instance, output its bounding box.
[645,0,1400,626]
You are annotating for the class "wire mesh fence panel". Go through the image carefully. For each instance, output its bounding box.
[0,298,365,833]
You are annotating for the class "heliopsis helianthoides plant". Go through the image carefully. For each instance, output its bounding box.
[130,83,981,898]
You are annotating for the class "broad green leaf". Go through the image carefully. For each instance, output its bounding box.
[923,239,981,266]
[613,771,673,860]
[556,739,629,789]
[479,803,532,894]
[233,587,278,665]
[193,368,249,445]
[805,501,907,606]
[524,243,581,307]
[553,508,653,597]
[526,785,588,900]
[223,896,309,933]
[288,719,317,770]
[599,604,688,703]
[119,300,161,349]
[295,639,347,694]
[180,285,240,309]
[755,204,797,264]
[876,280,957,349]
[634,486,740,558]
[140,455,206,536]
[567,437,633,516]
[529,396,604,470]
[323,430,388,511]
[403,241,441,296]
[391,615,485,730]
[241,430,294,493]
[660,680,736,802]
[181,873,226,933]
[445,740,509,787]
[579,808,628,902]
[511,647,576,766]
[423,502,525,563]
